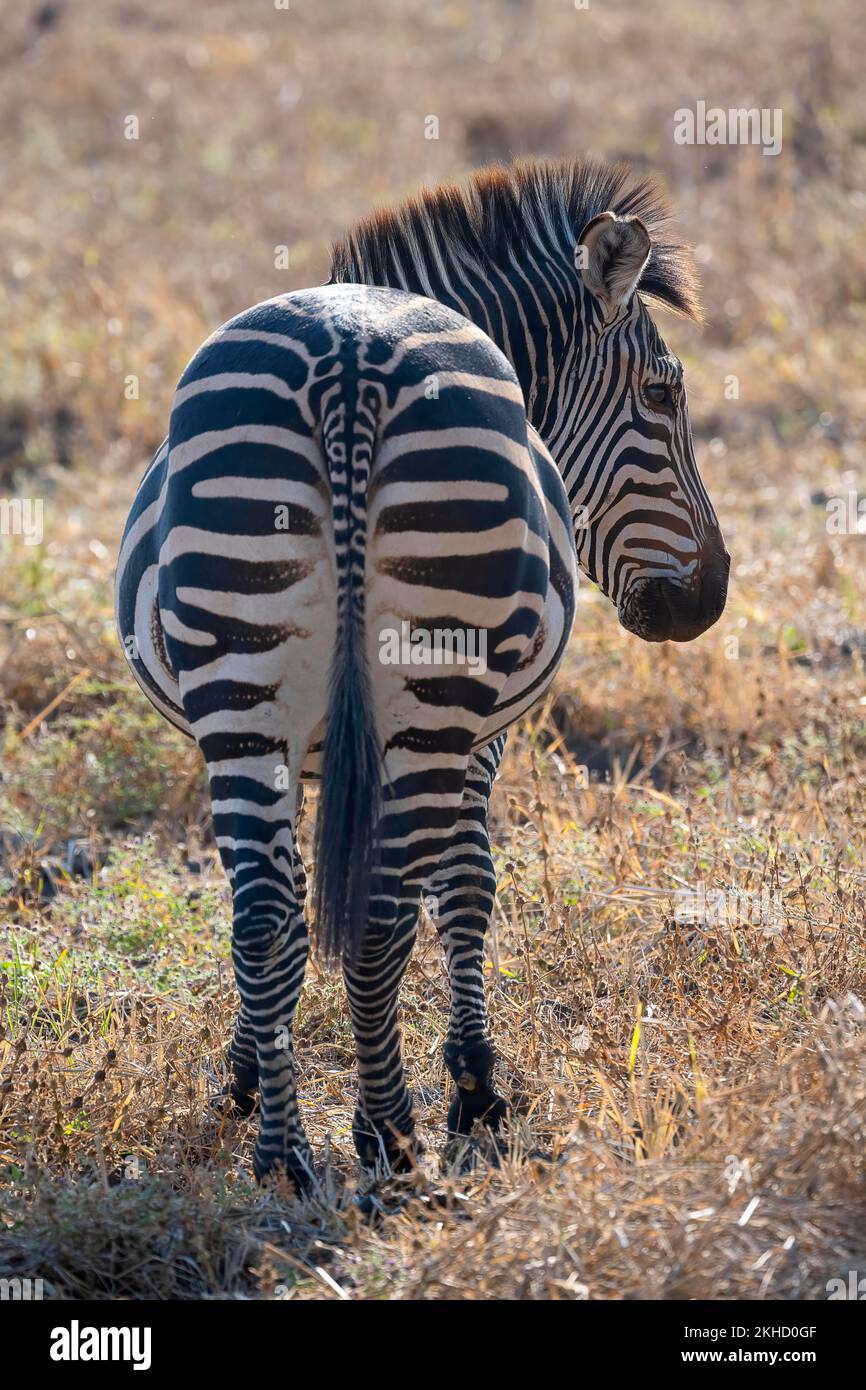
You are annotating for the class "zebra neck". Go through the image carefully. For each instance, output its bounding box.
[332,247,581,456]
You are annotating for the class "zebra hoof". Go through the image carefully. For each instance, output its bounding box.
[209,1078,258,1117]
[228,1055,258,1092]
[226,1082,258,1118]
[352,1110,422,1176]
[444,1091,510,1172]
[447,1088,509,1139]
[354,1180,470,1223]
[252,1145,315,1193]
[357,1143,422,1178]
[215,1053,259,1115]
[353,1191,385,1221]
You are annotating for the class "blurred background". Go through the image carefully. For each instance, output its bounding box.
[1,0,866,1301]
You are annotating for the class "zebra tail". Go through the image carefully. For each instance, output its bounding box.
[313,381,382,963]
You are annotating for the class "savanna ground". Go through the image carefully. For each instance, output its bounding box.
[1,0,865,1300]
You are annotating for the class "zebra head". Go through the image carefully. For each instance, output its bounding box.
[554,210,729,643]
[329,158,729,643]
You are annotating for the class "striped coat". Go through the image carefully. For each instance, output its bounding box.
[116,159,727,1184]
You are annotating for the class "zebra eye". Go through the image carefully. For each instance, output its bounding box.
[643,382,679,412]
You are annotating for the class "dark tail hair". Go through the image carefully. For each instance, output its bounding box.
[313,381,382,962]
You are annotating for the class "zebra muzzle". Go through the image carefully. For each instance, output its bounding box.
[621,552,729,644]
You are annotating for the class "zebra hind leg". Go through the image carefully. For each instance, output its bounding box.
[224,1003,258,1116]
[211,775,313,1188]
[343,882,420,1176]
[224,802,307,1119]
[428,740,510,1151]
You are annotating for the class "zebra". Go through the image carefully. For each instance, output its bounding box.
[115,158,728,1187]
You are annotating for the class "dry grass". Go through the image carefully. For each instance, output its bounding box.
[2,0,866,1299]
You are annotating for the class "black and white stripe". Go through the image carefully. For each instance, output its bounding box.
[116,158,727,1183]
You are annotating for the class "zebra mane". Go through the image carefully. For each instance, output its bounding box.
[329,158,702,321]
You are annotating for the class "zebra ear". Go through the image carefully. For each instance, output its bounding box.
[576,211,652,311]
